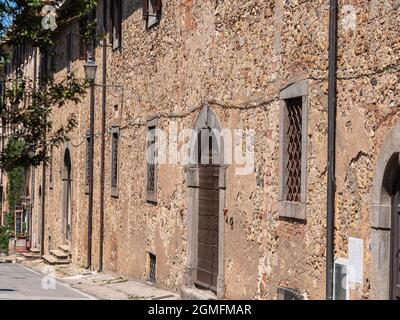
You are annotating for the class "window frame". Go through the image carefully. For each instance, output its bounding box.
[278,79,309,220]
[111,126,120,198]
[66,31,72,73]
[111,0,122,51]
[146,118,158,204]
[143,0,162,30]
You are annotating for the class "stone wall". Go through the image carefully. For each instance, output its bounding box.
[31,0,400,300]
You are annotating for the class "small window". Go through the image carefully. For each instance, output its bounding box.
[79,17,88,60]
[278,79,308,220]
[285,97,302,202]
[333,258,349,300]
[39,51,48,83]
[143,0,162,29]
[85,132,90,194]
[147,252,156,284]
[66,32,72,72]
[146,119,157,203]
[111,0,122,50]
[111,126,120,197]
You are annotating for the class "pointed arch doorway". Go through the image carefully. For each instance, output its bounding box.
[62,146,72,244]
[186,106,226,298]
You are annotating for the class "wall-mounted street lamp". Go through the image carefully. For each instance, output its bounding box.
[84,58,97,83]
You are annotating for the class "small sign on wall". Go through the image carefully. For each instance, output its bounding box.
[348,237,364,284]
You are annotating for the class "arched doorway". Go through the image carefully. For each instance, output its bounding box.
[371,123,400,300]
[62,147,72,243]
[391,174,400,299]
[186,106,226,298]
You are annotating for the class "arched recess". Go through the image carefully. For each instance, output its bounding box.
[371,122,400,299]
[61,144,73,244]
[185,105,227,299]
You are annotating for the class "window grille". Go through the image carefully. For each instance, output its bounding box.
[146,119,157,203]
[286,97,302,202]
[111,126,119,197]
[148,253,156,284]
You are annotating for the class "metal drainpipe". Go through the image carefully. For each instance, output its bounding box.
[98,0,107,272]
[326,0,338,300]
[39,48,46,257]
[87,73,95,269]
[87,9,97,270]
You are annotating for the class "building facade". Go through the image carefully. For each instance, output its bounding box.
[4,0,399,300]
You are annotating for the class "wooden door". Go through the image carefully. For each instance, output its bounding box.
[196,165,219,292]
[391,180,400,299]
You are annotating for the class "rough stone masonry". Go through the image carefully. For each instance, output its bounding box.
[22,0,400,300]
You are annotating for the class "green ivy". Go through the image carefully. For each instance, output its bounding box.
[0,138,24,254]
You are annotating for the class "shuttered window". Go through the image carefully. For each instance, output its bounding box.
[111,0,122,50]
[78,18,87,60]
[111,126,119,197]
[66,32,72,72]
[146,119,157,203]
[142,0,162,29]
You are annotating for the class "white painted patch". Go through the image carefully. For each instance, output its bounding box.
[348,237,364,284]
[341,5,357,31]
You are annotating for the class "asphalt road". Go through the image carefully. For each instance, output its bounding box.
[0,263,94,300]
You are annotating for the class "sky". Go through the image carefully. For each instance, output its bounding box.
[0,0,15,30]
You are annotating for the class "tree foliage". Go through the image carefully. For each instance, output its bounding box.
[0,0,97,171]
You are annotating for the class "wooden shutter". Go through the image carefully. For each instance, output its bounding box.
[112,0,122,50]
[142,0,149,20]
[155,0,162,16]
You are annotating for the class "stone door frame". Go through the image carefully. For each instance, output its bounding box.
[371,123,400,299]
[185,106,226,299]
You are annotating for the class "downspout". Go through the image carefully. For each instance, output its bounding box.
[38,48,46,257]
[87,8,97,269]
[326,0,338,300]
[99,0,107,272]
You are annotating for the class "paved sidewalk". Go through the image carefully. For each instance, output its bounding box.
[0,263,94,300]
[21,259,180,300]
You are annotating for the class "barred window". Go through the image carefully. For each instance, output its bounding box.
[143,0,162,29]
[285,97,302,202]
[111,0,122,50]
[278,79,308,220]
[111,126,120,197]
[146,119,157,203]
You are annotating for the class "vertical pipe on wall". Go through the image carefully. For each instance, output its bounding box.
[87,8,97,269]
[39,48,46,257]
[326,0,338,300]
[99,0,107,272]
